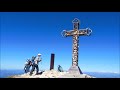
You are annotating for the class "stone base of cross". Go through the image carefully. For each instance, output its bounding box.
[68,66,83,75]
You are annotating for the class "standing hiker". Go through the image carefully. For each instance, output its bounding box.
[30,54,42,75]
[24,59,32,73]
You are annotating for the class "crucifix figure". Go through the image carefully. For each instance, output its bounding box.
[61,18,92,75]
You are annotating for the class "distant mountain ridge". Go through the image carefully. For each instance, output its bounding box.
[83,72,120,78]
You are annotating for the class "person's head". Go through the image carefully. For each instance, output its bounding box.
[32,56,36,61]
[38,53,41,57]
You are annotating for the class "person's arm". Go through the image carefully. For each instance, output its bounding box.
[38,59,41,62]
[38,57,42,62]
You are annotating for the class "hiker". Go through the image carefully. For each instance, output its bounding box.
[31,56,36,66]
[30,54,42,75]
[24,59,32,73]
[58,65,63,72]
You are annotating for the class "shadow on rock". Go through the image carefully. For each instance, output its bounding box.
[36,71,45,75]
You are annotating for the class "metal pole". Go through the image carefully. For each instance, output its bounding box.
[50,53,55,70]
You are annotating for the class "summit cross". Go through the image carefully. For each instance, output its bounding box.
[61,18,92,74]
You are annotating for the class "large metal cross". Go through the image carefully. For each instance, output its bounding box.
[61,18,92,74]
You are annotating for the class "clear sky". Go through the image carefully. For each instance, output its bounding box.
[0,12,120,73]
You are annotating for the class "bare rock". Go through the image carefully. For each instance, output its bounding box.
[8,70,95,78]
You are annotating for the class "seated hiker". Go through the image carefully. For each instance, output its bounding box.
[58,65,63,72]
[24,59,32,73]
[30,54,42,75]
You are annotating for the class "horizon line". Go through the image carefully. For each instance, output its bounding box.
[1,69,120,74]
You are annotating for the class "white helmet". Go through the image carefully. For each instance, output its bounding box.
[38,53,41,56]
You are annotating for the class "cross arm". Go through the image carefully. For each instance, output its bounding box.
[79,28,92,36]
[61,30,74,37]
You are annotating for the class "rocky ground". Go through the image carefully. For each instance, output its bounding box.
[8,69,95,78]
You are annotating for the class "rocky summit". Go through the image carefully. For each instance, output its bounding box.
[8,69,95,78]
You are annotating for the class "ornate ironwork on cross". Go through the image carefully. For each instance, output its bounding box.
[61,18,92,74]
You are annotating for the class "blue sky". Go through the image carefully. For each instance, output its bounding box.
[0,12,120,73]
